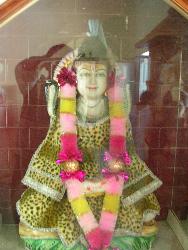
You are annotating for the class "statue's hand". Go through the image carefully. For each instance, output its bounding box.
[107,159,124,173]
[63,160,80,172]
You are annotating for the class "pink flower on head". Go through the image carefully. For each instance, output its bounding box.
[57,67,77,87]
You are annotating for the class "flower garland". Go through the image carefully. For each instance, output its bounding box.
[107,70,131,163]
[55,56,103,249]
[53,50,131,250]
[98,71,131,248]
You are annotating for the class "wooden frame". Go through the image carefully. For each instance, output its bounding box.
[0,0,187,29]
[172,0,188,13]
[163,0,188,19]
[0,0,39,28]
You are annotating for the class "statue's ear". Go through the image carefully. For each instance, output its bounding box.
[45,80,59,117]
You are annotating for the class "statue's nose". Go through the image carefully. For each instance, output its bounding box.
[91,73,96,84]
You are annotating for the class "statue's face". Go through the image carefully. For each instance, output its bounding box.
[76,61,107,99]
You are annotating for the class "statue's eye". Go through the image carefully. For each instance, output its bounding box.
[80,72,91,77]
[96,72,106,77]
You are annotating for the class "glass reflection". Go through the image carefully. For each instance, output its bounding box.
[0,0,188,249]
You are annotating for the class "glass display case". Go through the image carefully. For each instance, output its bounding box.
[0,0,188,249]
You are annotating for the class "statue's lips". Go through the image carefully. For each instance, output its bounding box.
[87,86,97,90]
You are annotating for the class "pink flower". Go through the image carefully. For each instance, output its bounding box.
[57,67,77,87]
[122,151,132,165]
[103,151,132,166]
[102,167,129,182]
[56,149,83,164]
[60,170,86,182]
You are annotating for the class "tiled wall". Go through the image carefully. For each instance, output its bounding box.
[0,0,187,223]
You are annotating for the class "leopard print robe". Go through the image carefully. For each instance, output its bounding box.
[17,106,162,247]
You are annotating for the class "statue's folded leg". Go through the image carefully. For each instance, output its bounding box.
[19,223,58,238]
[19,223,86,250]
[19,223,61,250]
[19,222,157,250]
[142,220,159,236]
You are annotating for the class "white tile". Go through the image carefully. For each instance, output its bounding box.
[0,37,28,60]
[152,237,183,250]
[152,221,183,250]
